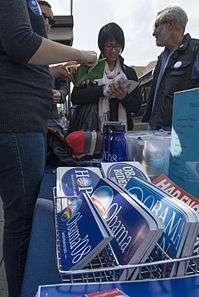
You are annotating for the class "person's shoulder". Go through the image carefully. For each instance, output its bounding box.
[190,36,199,42]
[190,37,199,47]
[123,63,133,71]
[184,33,198,46]
[189,38,199,56]
[123,63,137,77]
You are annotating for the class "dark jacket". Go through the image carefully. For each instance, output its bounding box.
[48,77,70,119]
[70,56,141,131]
[143,34,199,129]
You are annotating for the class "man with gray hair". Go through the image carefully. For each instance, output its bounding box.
[143,6,199,129]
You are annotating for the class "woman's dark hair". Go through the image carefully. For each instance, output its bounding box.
[98,22,125,53]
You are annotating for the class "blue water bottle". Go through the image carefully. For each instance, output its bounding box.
[109,123,126,162]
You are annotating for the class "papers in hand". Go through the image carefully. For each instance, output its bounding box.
[104,75,139,97]
[117,76,139,93]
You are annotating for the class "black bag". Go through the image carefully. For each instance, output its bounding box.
[47,127,103,166]
[67,103,99,134]
[47,128,73,166]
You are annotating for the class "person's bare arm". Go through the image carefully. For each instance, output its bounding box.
[0,1,96,66]
[29,37,96,66]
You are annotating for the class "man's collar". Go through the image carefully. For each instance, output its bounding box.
[158,34,192,60]
[176,33,191,51]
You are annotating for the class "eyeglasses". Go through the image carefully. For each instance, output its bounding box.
[42,13,55,26]
[104,44,121,52]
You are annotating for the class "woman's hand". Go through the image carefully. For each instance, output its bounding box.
[110,81,128,100]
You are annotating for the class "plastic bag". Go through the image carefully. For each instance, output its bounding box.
[67,103,99,134]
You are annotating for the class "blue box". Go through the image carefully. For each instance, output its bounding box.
[169,88,199,198]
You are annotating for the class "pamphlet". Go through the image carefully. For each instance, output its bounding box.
[101,161,150,189]
[153,174,199,272]
[153,174,199,214]
[55,192,112,271]
[90,178,162,279]
[56,167,102,198]
[103,74,139,97]
[125,177,199,276]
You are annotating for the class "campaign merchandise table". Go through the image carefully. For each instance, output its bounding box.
[21,166,198,297]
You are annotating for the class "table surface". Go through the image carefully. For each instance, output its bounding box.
[37,275,199,297]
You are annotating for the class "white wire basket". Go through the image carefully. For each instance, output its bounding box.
[53,191,199,283]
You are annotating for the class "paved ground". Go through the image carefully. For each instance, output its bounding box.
[0,199,8,297]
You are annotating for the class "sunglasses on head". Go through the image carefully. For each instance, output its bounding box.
[42,13,55,26]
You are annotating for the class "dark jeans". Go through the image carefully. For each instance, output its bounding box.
[0,133,46,297]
